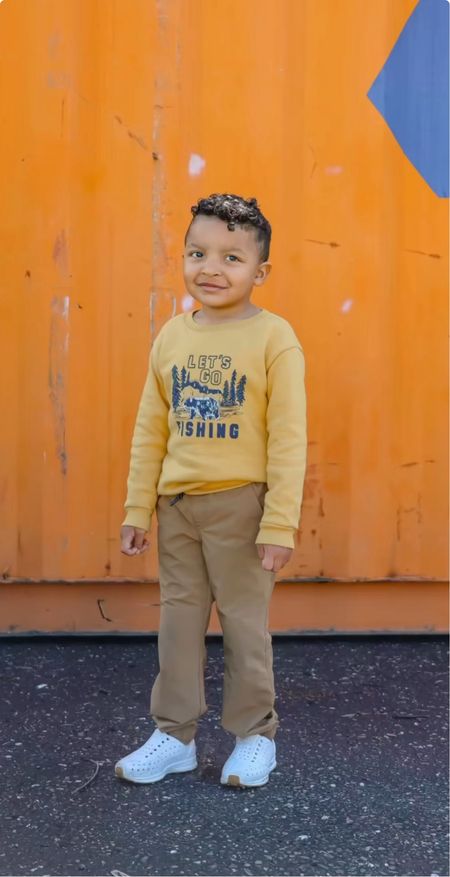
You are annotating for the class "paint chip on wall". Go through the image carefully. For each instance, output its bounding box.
[341,299,353,313]
[182,294,195,312]
[188,154,206,176]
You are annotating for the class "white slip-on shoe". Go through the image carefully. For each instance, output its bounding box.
[115,728,197,784]
[220,734,277,787]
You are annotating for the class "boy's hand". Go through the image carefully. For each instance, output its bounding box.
[120,525,150,556]
[257,544,293,573]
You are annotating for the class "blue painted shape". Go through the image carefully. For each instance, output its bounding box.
[368,0,449,197]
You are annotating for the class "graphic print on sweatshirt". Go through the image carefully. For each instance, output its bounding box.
[171,354,246,440]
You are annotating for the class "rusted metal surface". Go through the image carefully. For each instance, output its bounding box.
[0,581,448,636]
[0,0,447,632]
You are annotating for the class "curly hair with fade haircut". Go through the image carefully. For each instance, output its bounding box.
[186,193,272,262]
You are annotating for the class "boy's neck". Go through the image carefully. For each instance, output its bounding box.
[192,302,262,325]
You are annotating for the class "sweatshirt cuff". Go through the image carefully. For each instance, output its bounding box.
[121,507,152,532]
[255,526,296,549]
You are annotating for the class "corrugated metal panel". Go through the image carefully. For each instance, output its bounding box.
[0,0,448,631]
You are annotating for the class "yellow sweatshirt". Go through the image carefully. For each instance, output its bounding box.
[122,308,307,548]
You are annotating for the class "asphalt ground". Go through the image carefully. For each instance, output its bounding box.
[1,635,448,877]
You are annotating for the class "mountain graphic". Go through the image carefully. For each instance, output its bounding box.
[171,365,247,410]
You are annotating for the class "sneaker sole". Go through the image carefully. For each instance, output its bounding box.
[220,758,277,788]
[115,756,197,784]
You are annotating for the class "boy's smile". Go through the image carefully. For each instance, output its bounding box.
[183,215,271,323]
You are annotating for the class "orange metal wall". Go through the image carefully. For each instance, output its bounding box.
[0,0,448,632]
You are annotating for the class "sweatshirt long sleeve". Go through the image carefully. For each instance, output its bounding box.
[122,309,307,548]
[121,335,170,531]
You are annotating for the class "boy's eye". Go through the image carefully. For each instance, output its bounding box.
[187,250,240,261]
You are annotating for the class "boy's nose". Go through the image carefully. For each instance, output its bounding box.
[199,272,224,282]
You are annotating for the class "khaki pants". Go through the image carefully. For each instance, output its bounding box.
[150,483,279,743]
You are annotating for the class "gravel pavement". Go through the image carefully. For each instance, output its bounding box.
[1,635,448,877]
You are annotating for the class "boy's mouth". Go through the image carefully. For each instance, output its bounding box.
[198,283,227,290]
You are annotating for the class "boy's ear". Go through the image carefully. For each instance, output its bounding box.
[253,261,272,286]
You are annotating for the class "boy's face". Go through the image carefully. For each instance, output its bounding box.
[183,215,271,317]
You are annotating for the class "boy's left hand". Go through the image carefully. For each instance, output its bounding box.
[257,544,293,573]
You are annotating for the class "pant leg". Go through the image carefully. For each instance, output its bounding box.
[150,494,213,743]
[195,484,279,740]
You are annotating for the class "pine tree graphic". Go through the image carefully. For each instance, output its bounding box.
[172,365,181,408]
[230,370,237,405]
[222,379,230,405]
[180,366,188,388]
[236,375,247,405]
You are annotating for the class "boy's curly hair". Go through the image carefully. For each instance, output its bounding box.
[187,193,271,262]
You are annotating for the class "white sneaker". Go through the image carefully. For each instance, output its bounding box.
[220,734,277,787]
[115,728,197,784]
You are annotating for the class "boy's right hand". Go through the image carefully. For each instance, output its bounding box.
[120,525,150,556]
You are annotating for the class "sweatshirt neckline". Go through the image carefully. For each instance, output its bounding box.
[184,309,267,332]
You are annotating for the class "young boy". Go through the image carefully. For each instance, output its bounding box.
[116,193,307,787]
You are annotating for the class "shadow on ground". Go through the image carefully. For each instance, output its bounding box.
[0,635,448,877]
